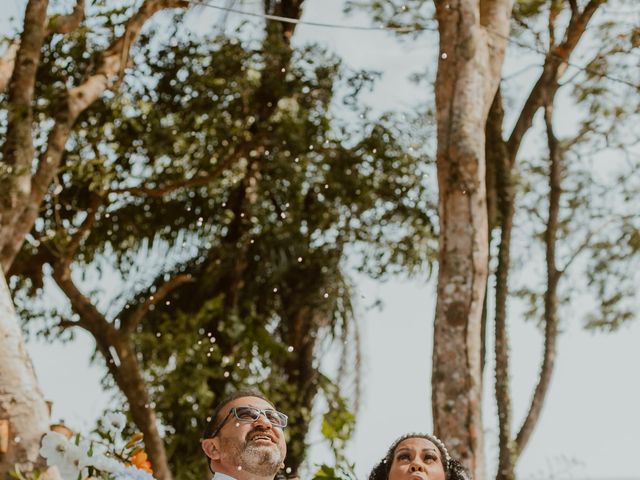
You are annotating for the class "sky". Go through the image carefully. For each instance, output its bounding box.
[3,1,640,479]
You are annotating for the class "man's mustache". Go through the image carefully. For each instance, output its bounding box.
[245,426,276,444]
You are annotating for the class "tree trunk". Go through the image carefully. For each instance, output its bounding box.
[103,339,171,480]
[431,1,512,478]
[0,3,51,476]
[52,267,174,480]
[491,90,517,480]
[0,273,49,479]
[279,305,320,476]
[0,0,48,271]
[514,105,561,457]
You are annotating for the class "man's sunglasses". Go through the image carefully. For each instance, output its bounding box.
[208,406,288,438]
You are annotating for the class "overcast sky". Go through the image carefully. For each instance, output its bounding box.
[3,1,640,479]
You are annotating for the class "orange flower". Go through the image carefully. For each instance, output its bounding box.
[131,450,153,474]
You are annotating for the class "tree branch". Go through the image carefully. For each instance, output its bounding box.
[0,0,49,273]
[559,219,614,274]
[568,0,579,18]
[0,0,189,272]
[492,86,517,480]
[52,261,117,337]
[58,194,102,270]
[122,273,193,334]
[515,104,561,457]
[0,40,20,92]
[548,0,561,48]
[109,154,238,198]
[46,0,85,35]
[557,0,606,61]
[58,318,81,330]
[506,0,605,163]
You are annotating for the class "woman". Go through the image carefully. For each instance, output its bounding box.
[369,433,471,480]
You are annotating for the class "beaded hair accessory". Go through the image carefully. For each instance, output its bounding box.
[385,432,452,472]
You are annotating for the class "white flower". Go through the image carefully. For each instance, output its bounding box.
[40,432,72,464]
[39,415,151,480]
[102,412,127,436]
[54,442,86,480]
[110,466,156,480]
[79,438,107,459]
[91,453,126,474]
[55,461,82,480]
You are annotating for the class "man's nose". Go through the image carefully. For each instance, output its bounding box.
[252,413,273,428]
[409,462,425,473]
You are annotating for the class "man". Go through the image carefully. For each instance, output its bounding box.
[201,390,288,480]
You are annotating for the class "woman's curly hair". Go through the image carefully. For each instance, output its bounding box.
[368,433,472,480]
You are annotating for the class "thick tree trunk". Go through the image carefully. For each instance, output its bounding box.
[0,3,51,476]
[431,1,511,478]
[0,273,49,479]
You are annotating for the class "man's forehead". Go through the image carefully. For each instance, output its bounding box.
[227,395,274,409]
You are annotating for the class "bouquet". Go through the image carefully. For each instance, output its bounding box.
[36,412,155,480]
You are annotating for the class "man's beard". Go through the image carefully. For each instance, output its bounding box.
[239,441,283,476]
[220,432,284,476]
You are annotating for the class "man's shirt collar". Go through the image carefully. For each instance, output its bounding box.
[212,473,237,480]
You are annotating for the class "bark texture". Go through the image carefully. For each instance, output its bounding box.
[0,273,50,480]
[0,3,51,477]
[431,1,512,478]
[0,0,48,260]
[0,41,20,93]
[490,90,516,480]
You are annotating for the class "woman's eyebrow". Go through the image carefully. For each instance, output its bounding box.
[421,448,439,455]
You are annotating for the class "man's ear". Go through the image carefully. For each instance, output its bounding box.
[202,438,222,462]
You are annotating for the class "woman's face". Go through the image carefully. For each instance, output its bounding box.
[387,437,446,480]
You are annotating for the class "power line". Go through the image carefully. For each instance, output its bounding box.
[187,0,438,32]
[185,0,639,90]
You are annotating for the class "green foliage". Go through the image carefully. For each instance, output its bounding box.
[344,0,434,35]
[312,383,357,479]
[321,406,355,456]
[312,463,357,480]
[8,466,42,480]
[10,4,438,479]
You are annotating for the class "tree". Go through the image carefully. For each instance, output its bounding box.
[0,276,49,479]
[8,2,436,480]
[0,1,188,478]
[430,2,512,479]
[351,0,638,478]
